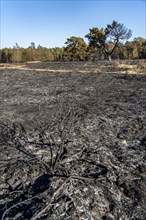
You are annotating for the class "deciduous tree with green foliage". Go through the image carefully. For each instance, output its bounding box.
[85,20,132,61]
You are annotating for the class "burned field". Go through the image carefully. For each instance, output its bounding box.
[0,61,146,219]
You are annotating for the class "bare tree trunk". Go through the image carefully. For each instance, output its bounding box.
[108,55,112,62]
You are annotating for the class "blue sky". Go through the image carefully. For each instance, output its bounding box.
[0,0,146,49]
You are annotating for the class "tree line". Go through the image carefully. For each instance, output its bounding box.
[0,43,64,63]
[0,21,146,63]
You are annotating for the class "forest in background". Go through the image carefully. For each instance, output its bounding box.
[1,37,145,63]
[1,20,146,63]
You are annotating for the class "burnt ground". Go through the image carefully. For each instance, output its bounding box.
[0,61,146,219]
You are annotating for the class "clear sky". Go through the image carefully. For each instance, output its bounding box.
[0,0,146,49]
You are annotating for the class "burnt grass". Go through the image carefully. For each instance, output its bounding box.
[0,61,146,219]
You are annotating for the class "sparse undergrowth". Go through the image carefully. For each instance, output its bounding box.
[0,101,146,219]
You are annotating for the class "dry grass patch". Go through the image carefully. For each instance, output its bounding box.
[136,60,146,71]
[110,61,146,74]
[0,61,145,74]
[0,63,101,73]
[111,60,120,67]
[0,63,26,69]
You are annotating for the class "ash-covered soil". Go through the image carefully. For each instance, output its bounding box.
[0,61,146,219]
